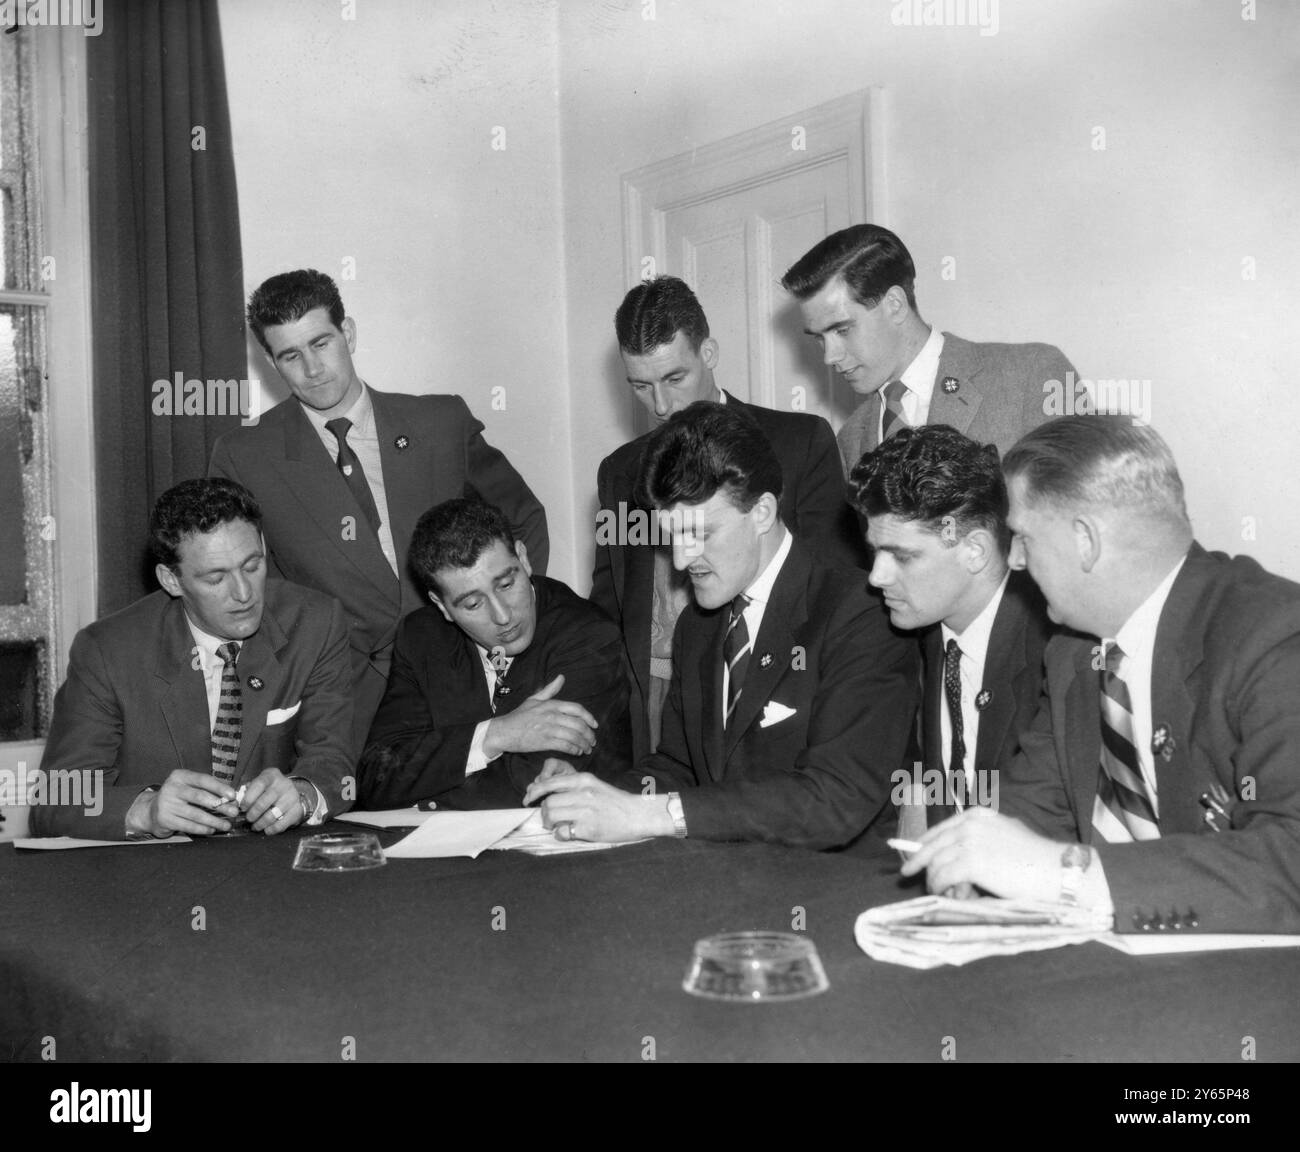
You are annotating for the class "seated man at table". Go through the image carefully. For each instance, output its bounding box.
[525,402,918,849]
[905,416,1300,933]
[31,478,353,840]
[357,498,631,810]
[849,425,1053,828]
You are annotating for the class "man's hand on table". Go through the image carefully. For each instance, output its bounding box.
[125,767,312,838]
[523,760,675,843]
[241,768,311,834]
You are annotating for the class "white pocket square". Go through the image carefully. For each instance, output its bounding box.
[266,701,301,725]
[760,701,796,729]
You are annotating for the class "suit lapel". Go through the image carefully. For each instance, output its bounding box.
[618,450,656,705]
[370,392,423,611]
[691,607,728,782]
[925,334,985,436]
[974,576,1028,774]
[230,606,285,784]
[154,601,216,777]
[278,398,401,609]
[1149,547,1209,832]
[921,626,944,778]
[1061,642,1101,836]
[723,543,811,760]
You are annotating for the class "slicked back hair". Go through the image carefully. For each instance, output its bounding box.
[615,275,710,355]
[637,401,783,514]
[849,425,1009,554]
[410,498,518,596]
[247,269,346,353]
[1003,415,1189,523]
[781,223,918,312]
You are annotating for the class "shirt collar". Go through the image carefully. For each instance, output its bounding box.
[742,526,793,608]
[300,380,373,436]
[940,570,1010,668]
[185,615,235,669]
[898,327,944,404]
[1114,552,1188,658]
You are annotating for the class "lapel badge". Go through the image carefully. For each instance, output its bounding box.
[247,676,264,691]
[941,376,960,394]
[759,652,774,669]
[974,688,992,711]
[395,435,410,450]
[496,685,511,696]
[1151,724,1175,760]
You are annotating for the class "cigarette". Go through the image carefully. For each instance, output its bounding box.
[887,838,923,853]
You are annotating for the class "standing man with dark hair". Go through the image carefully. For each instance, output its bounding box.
[529,402,917,850]
[849,425,1053,827]
[905,416,1300,933]
[782,224,1076,470]
[210,269,548,756]
[358,499,630,811]
[593,274,865,764]
[31,478,353,840]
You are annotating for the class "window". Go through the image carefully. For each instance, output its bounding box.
[0,29,55,741]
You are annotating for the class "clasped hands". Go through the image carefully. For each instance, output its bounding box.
[127,767,309,838]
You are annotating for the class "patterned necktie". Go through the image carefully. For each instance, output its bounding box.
[489,653,511,713]
[880,380,909,442]
[212,641,242,784]
[723,593,752,728]
[1092,641,1160,841]
[324,417,382,534]
[943,638,966,809]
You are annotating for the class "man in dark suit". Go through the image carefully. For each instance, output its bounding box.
[906,417,1300,933]
[210,269,548,755]
[31,479,353,840]
[359,499,630,811]
[527,403,918,850]
[592,275,866,764]
[781,224,1076,468]
[850,425,1053,830]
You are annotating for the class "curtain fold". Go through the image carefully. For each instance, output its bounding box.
[88,0,247,613]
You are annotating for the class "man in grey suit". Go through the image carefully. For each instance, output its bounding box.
[781,224,1076,470]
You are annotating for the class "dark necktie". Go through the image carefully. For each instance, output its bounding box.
[489,653,511,713]
[212,641,242,784]
[880,380,909,442]
[1092,641,1160,841]
[943,638,967,809]
[723,594,752,728]
[324,417,382,534]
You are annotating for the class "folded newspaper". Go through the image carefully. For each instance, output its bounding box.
[855,895,1114,969]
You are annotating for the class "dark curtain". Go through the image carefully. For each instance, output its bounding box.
[88,0,247,614]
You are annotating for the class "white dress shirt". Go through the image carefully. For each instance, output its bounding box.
[878,327,944,442]
[722,527,793,727]
[301,383,399,576]
[938,572,1010,794]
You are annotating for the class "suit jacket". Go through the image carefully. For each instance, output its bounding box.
[998,544,1300,933]
[918,571,1052,822]
[30,579,354,839]
[210,388,549,751]
[837,333,1075,471]
[638,537,919,849]
[358,575,631,810]
[591,392,866,763]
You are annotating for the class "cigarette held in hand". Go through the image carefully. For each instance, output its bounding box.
[887,838,923,853]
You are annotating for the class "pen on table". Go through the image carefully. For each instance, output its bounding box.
[887,838,923,853]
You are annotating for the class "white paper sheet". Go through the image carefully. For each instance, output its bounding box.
[13,836,193,850]
[335,808,432,829]
[487,808,648,855]
[384,808,534,858]
[1102,933,1300,955]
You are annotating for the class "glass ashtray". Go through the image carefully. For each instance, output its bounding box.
[682,931,829,1002]
[292,831,385,872]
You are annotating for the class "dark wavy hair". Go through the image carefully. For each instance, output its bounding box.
[247,269,346,353]
[409,498,518,595]
[615,275,710,355]
[150,478,263,568]
[637,401,782,513]
[781,223,918,312]
[848,424,1008,552]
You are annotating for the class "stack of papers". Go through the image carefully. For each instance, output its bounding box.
[342,807,644,858]
[855,895,1112,969]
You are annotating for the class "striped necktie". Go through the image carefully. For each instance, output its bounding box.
[723,593,752,728]
[1092,641,1160,841]
[880,380,909,442]
[212,641,242,784]
[489,652,512,713]
[943,639,966,810]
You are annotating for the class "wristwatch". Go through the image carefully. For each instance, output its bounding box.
[666,792,687,838]
[1059,843,1092,906]
[292,779,318,824]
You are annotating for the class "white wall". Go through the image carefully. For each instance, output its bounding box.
[560,0,1300,581]
[220,0,576,577]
